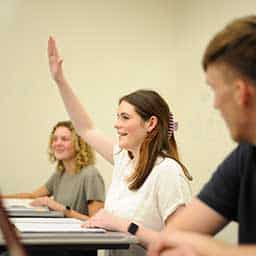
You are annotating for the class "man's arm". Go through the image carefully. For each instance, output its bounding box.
[148,198,230,256]
[149,230,256,256]
[165,198,228,235]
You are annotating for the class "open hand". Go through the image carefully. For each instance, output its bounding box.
[82,209,121,231]
[30,196,49,207]
[48,36,64,83]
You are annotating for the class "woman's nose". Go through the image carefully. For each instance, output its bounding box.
[53,139,62,146]
[114,119,121,129]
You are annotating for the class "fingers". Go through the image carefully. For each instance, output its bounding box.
[48,36,64,82]
[147,246,162,256]
[30,200,42,206]
[48,36,60,59]
[48,36,54,58]
[81,219,99,228]
[30,197,48,206]
[81,214,105,229]
[82,221,93,228]
[147,238,168,256]
[30,198,40,206]
[58,58,63,67]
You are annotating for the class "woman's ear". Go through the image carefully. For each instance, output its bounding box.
[146,116,158,132]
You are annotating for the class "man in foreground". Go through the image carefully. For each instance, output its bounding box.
[148,15,256,256]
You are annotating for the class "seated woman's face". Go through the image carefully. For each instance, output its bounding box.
[51,126,76,161]
[114,100,148,153]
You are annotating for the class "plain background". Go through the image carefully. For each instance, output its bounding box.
[1,0,255,244]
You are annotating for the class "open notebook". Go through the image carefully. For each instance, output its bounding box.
[11,217,106,233]
[3,199,48,212]
[3,199,63,217]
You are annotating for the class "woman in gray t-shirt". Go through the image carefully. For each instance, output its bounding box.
[3,121,105,220]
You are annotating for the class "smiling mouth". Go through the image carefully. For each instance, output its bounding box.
[55,149,65,153]
[118,133,128,136]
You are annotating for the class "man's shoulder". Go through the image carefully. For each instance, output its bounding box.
[222,142,253,164]
[236,142,254,152]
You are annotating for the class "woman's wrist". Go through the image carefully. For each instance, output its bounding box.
[44,196,50,206]
[45,198,63,212]
[63,206,72,217]
[119,219,134,234]
[55,75,67,86]
[127,222,139,235]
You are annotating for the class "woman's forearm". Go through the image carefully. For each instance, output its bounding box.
[55,77,94,137]
[46,198,89,221]
[2,193,34,199]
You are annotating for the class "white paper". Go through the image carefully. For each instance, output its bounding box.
[12,218,106,233]
[11,217,83,224]
[3,199,49,212]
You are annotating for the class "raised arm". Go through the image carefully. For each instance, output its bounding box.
[48,36,114,164]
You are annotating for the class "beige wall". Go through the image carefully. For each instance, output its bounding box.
[1,0,256,243]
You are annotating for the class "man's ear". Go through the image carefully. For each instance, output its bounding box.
[146,116,158,132]
[235,79,253,106]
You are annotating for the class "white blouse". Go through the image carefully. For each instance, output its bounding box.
[105,145,191,231]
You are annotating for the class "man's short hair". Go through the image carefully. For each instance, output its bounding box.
[202,15,256,83]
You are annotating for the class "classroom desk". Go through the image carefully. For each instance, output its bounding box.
[0,231,138,252]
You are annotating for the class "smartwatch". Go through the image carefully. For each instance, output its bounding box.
[64,205,71,217]
[127,222,139,235]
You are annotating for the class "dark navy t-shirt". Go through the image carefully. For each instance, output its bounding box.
[198,143,256,243]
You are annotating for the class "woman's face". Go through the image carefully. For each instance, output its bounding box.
[51,126,76,161]
[114,101,149,154]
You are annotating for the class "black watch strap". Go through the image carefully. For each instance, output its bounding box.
[64,205,71,217]
[127,222,139,235]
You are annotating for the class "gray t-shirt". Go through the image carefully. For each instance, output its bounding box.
[45,165,105,215]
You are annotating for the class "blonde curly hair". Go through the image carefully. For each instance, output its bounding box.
[48,121,95,173]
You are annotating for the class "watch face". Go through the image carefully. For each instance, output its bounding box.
[128,222,139,235]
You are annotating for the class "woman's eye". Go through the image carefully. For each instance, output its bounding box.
[117,113,130,120]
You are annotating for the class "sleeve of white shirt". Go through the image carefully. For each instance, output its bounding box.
[113,144,127,165]
[156,159,191,222]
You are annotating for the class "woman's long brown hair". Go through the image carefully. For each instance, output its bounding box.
[119,90,192,191]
